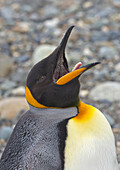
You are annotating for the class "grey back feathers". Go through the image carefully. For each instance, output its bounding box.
[0,107,77,170]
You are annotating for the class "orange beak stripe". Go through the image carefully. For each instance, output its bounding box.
[56,67,86,85]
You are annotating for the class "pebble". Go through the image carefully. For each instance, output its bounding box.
[42,5,59,17]
[0,126,13,141]
[118,154,120,163]
[30,13,40,21]
[99,47,118,60]
[11,3,20,11]
[112,0,120,8]
[32,44,56,65]
[13,22,30,33]
[91,19,109,30]
[64,5,78,14]
[93,69,109,81]
[95,7,115,18]
[80,90,89,98]
[10,68,28,84]
[0,56,14,78]
[89,82,120,102]
[15,55,30,63]
[22,5,33,12]
[0,7,15,19]
[11,86,25,96]
[66,51,81,69]
[115,63,120,73]
[83,47,93,56]
[91,31,120,42]
[83,1,93,9]
[44,18,59,28]
[0,97,29,120]
[0,80,17,91]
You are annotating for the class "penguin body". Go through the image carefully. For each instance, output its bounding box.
[64,102,119,170]
[0,107,77,170]
[0,26,119,170]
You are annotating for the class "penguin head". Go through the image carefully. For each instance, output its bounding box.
[25,26,100,108]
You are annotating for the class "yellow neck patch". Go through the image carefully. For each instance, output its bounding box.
[74,101,95,122]
[25,86,47,108]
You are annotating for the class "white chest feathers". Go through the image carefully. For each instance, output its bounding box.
[64,104,119,170]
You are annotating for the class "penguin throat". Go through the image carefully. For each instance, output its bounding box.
[53,55,82,82]
[53,55,69,82]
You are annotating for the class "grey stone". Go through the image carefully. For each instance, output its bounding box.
[16,55,30,63]
[13,22,30,33]
[10,69,28,84]
[91,20,109,30]
[108,31,120,40]
[117,154,120,163]
[0,97,29,120]
[115,63,120,73]
[99,47,118,60]
[0,80,17,91]
[95,7,115,18]
[0,126,13,141]
[89,82,120,102]
[91,31,120,42]
[18,0,46,9]
[32,45,56,65]
[5,19,15,26]
[119,163,120,168]
[43,5,59,17]
[0,7,15,19]
[64,5,79,14]
[112,0,120,8]
[94,69,109,80]
[44,18,59,28]
[11,86,25,96]
[22,5,33,12]
[66,51,81,70]
[30,13,40,21]
[0,56,14,78]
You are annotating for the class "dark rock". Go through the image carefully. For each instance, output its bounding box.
[99,47,118,60]
[15,56,30,63]
[91,31,120,42]
[89,82,120,102]
[0,126,13,141]
[0,7,15,19]
[42,5,59,17]
[0,80,17,91]
[10,69,28,84]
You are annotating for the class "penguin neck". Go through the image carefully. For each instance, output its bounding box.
[29,104,78,119]
[75,101,95,122]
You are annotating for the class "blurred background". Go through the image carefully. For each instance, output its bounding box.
[0,0,120,163]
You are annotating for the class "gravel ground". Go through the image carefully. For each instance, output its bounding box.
[0,0,120,164]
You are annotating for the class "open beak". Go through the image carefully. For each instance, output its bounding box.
[53,26,100,85]
[56,62,100,85]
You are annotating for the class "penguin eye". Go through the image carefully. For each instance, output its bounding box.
[36,76,46,84]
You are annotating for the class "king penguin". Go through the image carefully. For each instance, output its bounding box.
[0,26,119,170]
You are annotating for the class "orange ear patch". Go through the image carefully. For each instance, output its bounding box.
[25,86,47,108]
